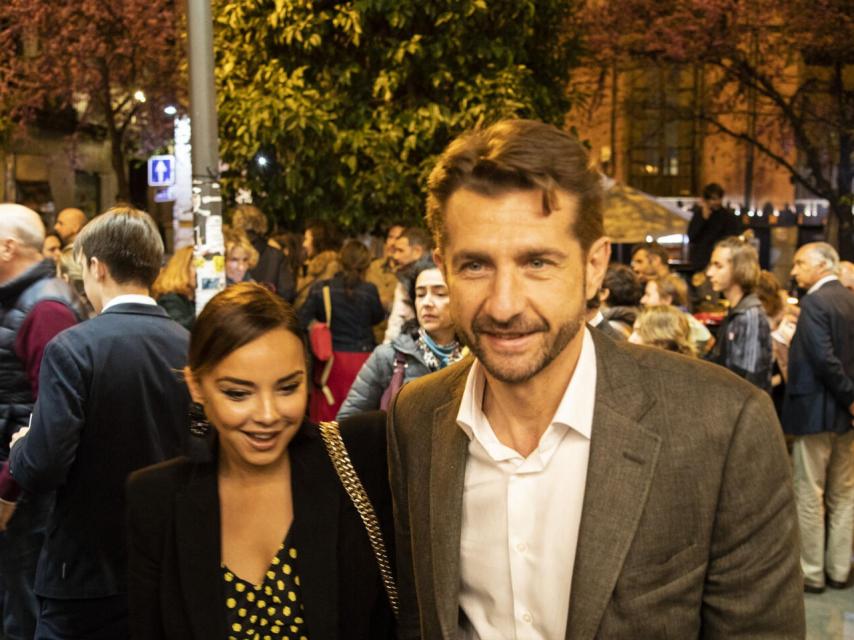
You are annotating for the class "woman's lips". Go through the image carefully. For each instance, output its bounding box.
[241,430,280,451]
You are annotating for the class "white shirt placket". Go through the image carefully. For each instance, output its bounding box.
[507,469,539,637]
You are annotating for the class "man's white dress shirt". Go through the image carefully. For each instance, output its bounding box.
[456,328,597,640]
[102,294,157,311]
[807,274,838,295]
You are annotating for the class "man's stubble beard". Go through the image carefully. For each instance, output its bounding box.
[456,307,585,385]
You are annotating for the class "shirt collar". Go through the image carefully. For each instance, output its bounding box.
[457,327,597,445]
[807,274,838,295]
[102,294,157,312]
[590,310,605,327]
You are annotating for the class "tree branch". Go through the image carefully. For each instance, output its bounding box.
[700,114,834,200]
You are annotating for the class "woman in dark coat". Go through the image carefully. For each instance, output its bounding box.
[126,283,395,640]
[299,239,385,422]
[337,260,464,420]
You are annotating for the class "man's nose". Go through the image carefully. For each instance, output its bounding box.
[483,268,525,322]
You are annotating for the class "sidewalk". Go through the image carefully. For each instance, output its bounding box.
[805,579,854,640]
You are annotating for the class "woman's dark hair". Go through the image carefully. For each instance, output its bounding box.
[339,239,371,290]
[272,232,304,279]
[603,263,642,307]
[44,230,63,248]
[305,220,341,254]
[188,282,304,377]
[400,257,439,337]
[756,270,784,319]
[406,257,437,305]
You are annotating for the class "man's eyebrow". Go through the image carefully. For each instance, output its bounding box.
[517,248,568,260]
[451,251,492,265]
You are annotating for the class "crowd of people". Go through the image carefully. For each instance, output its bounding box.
[0,117,851,639]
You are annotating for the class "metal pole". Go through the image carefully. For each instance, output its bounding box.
[186,0,225,314]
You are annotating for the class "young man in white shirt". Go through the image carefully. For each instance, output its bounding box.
[9,207,190,639]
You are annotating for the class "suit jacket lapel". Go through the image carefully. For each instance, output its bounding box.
[290,426,340,640]
[429,366,470,639]
[565,333,662,640]
[174,462,226,640]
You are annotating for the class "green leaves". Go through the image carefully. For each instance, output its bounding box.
[214,0,580,230]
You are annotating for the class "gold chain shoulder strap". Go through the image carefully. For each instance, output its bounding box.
[318,286,334,405]
[317,421,399,617]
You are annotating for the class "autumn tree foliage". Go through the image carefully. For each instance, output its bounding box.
[214,0,582,230]
[581,0,854,257]
[0,0,183,201]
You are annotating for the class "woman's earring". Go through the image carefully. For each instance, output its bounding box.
[189,402,210,437]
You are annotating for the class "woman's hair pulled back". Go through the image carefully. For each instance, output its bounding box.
[188,282,303,377]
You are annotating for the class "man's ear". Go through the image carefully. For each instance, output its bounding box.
[585,237,611,301]
[87,256,109,282]
[0,238,16,262]
[433,248,445,273]
[184,366,205,404]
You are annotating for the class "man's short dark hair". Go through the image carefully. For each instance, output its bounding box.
[426,119,603,252]
[631,241,669,266]
[400,227,433,252]
[73,205,163,287]
[603,263,642,307]
[702,183,725,200]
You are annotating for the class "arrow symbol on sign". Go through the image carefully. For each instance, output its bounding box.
[154,160,168,183]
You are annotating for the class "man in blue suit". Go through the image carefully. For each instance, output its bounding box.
[783,242,854,593]
[9,206,191,638]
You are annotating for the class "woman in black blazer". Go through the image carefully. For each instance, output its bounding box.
[126,283,395,640]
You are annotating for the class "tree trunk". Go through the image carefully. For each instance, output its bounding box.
[831,61,853,261]
[834,204,854,262]
[110,132,130,203]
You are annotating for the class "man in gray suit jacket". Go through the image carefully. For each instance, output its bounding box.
[387,120,804,639]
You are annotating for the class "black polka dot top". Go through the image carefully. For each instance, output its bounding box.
[222,531,308,640]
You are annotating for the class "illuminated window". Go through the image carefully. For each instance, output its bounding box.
[626,64,699,197]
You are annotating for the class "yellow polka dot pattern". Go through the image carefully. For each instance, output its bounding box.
[223,542,307,640]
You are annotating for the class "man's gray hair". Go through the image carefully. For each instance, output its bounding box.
[803,242,840,274]
[0,203,46,252]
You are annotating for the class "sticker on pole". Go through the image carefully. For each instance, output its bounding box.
[147,155,176,187]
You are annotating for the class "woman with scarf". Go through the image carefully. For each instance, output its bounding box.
[337,260,464,420]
